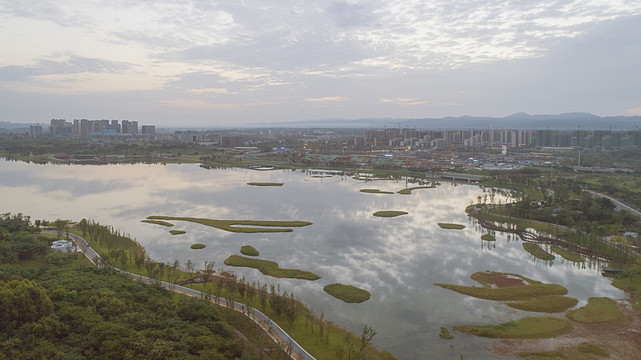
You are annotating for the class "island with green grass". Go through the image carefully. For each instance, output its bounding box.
[397,185,436,195]
[481,233,496,241]
[190,243,206,250]
[169,230,186,235]
[454,316,572,339]
[323,283,371,303]
[240,245,259,256]
[224,255,320,280]
[141,219,174,227]
[360,188,394,194]
[437,223,465,230]
[146,216,312,233]
[373,211,408,218]
[247,182,284,186]
[522,243,555,261]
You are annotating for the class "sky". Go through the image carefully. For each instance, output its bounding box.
[1,0,641,127]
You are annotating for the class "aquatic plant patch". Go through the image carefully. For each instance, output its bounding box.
[437,223,465,230]
[141,219,174,227]
[522,243,555,261]
[454,317,572,339]
[373,211,408,217]
[147,216,312,233]
[240,245,259,256]
[506,295,578,313]
[323,283,371,303]
[224,255,320,280]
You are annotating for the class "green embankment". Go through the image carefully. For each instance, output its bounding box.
[141,219,174,227]
[550,246,584,263]
[224,255,320,280]
[522,243,555,261]
[437,223,465,230]
[146,216,312,233]
[506,295,578,313]
[240,245,259,256]
[323,283,371,303]
[373,211,408,218]
[454,317,572,339]
[247,182,284,186]
[566,297,625,323]
[360,189,394,194]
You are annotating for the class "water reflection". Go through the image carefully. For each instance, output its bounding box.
[0,159,625,360]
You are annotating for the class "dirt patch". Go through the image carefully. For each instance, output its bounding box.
[490,299,641,359]
[474,272,530,288]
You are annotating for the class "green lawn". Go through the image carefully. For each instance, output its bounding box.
[550,246,584,263]
[360,188,394,194]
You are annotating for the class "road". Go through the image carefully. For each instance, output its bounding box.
[584,190,641,218]
[45,230,315,360]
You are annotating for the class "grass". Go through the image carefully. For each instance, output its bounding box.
[507,295,578,313]
[519,342,610,359]
[240,245,259,256]
[373,211,408,218]
[224,255,320,280]
[523,243,556,261]
[190,243,206,250]
[454,317,572,339]
[397,185,435,195]
[439,327,454,339]
[566,297,625,323]
[246,182,284,186]
[437,223,465,230]
[611,271,641,310]
[141,219,174,227]
[551,246,584,263]
[147,216,313,233]
[481,233,496,241]
[435,283,568,301]
[323,283,371,303]
[360,188,394,194]
[169,230,186,235]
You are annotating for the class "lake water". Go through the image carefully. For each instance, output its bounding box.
[0,159,624,359]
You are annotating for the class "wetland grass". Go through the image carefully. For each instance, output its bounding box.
[437,223,465,230]
[146,216,312,233]
[141,219,174,227]
[397,185,435,195]
[566,297,625,323]
[169,230,186,235]
[435,282,568,301]
[373,211,408,217]
[439,327,454,339]
[506,295,578,313]
[522,243,555,261]
[454,317,572,339]
[240,245,259,256]
[246,182,284,186]
[481,233,496,241]
[323,283,371,303]
[360,188,394,194]
[190,243,206,250]
[224,255,320,280]
[551,245,584,263]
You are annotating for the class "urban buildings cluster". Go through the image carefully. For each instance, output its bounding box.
[45,119,155,139]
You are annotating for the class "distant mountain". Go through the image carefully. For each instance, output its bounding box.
[259,113,641,130]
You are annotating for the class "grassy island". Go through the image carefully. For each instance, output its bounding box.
[437,223,465,230]
[523,243,556,261]
[566,297,625,323]
[506,295,578,313]
[224,255,320,280]
[550,245,584,263]
[360,188,394,194]
[141,219,174,227]
[373,211,408,218]
[169,230,186,235]
[146,216,312,233]
[240,245,259,256]
[323,283,371,303]
[190,243,206,249]
[454,317,572,339]
[397,185,435,195]
[481,233,496,241]
[439,327,454,339]
[247,182,284,186]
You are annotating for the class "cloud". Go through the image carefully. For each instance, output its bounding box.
[380,98,429,106]
[626,106,641,116]
[305,96,347,102]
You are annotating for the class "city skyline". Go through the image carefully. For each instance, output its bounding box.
[1,1,641,127]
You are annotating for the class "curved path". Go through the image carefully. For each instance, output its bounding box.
[45,230,315,360]
[584,190,641,218]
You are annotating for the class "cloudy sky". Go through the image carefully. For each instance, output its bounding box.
[1,0,640,127]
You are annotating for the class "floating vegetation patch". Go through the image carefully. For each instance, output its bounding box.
[141,219,174,227]
[566,297,625,323]
[323,283,371,303]
[550,246,584,263]
[360,188,394,194]
[373,211,408,218]
[169,230,186,235]
[523,243,555,261]
[224,255,320,280]
[397,185,436,195]
[471,272,532,287]
[454,317,572,339]
[240,245,259,256]
[439,327,454,340]
[247,182,284,186]
[507,295,578,313]
[481,233,496,241]
[190,243,205,250]
[146,216,312,233]
[437,223,465,230]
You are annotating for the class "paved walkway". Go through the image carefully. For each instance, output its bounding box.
[584,190,641,218]
[45,230,315,360]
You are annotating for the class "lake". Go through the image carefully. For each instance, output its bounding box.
[0,159,624,359]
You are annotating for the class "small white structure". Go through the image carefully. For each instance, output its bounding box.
[51,240,73,253]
